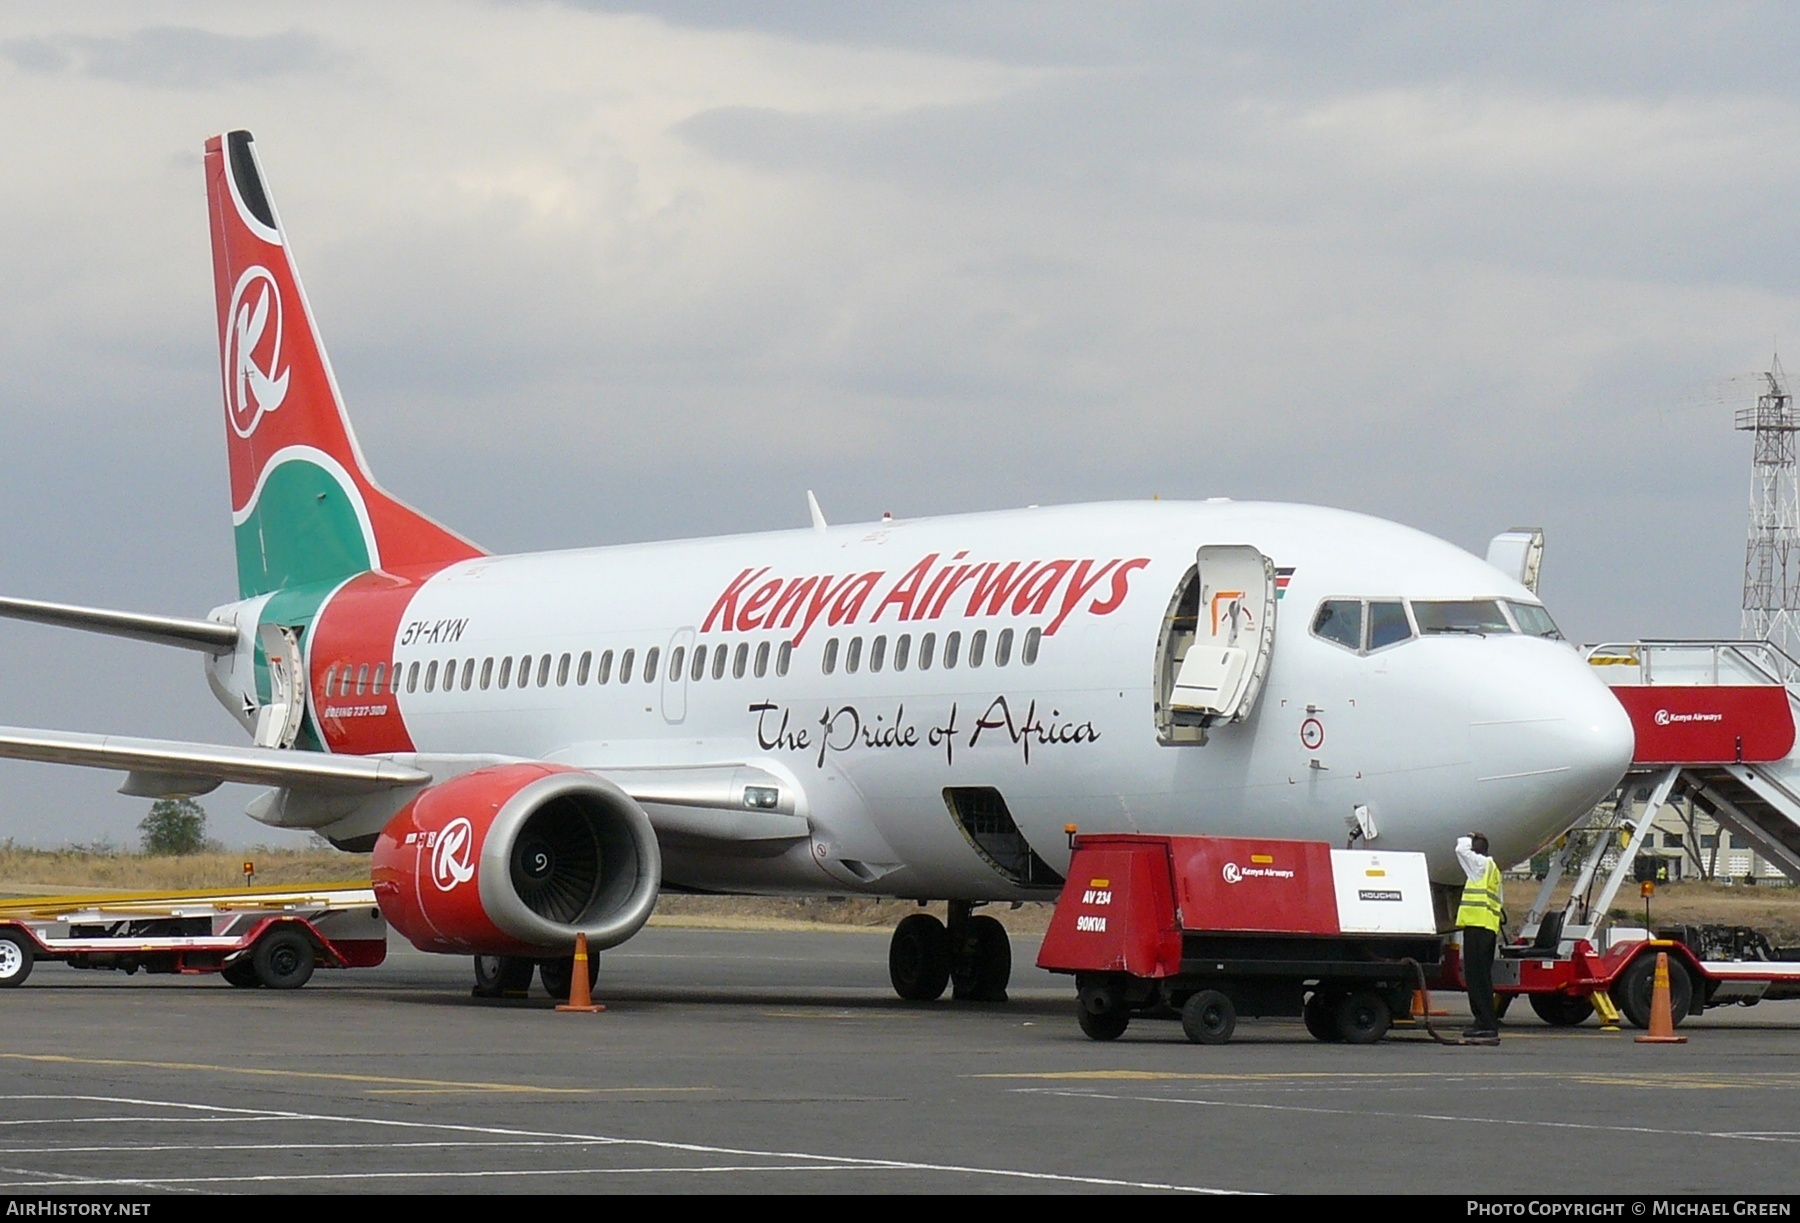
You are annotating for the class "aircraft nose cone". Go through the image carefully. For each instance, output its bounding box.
[1471,647,1635,862]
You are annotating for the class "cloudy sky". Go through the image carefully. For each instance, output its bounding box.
[0,2,1795,846]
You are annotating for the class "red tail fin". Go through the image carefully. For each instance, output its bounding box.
[206,130,482,597]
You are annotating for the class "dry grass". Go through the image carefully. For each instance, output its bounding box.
[0,843,368,896]
[1586,879,1800,944]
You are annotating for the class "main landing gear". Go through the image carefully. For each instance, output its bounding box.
[888,901,1011,1003]
[471,953,598,1001]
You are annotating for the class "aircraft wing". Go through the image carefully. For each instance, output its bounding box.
[0,726,432,797]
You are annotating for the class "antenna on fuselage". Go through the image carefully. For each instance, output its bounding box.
[806,490,828,533]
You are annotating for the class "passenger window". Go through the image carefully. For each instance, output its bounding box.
[518,655,532,688]
[919,632,936,670]
[424,661,439,693]
[894,634,910,672]
[943,631,961,669]
[619,649,635,683]
[480,658,494,690]
[969,629,987,668]
[462,659,475,691]
[1023,627,1041,665]
[754,641,770,678]
[1368,601,1414,649]
[371,663,385,694]
[406,661,419,693]
[643,647,659,682]
[1312,600,1363,651]
[995,628,1013,667]
[870,635,887,673]
[576,651,591,685]
[715,645,730,680]
[733,642,748,679]
[684,645,700,682]
[537,655,552,687]
[498,656,513,688]
[557,653,571,686]
[597,649,613,684]
[777,640,792,676]
[323,665,338,697]
[823,638,839,675]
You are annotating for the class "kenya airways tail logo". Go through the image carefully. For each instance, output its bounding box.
[225,266,291,438]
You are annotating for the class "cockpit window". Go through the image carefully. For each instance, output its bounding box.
[1506,601,1564,640]
[1368,600,1413,649]
[1312,600,1362,650]
[1413,599,1512,636]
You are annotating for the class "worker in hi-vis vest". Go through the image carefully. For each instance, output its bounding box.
[1455,832,1504,1041]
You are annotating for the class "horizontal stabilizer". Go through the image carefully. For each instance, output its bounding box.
[0,726,431,795]
[0,596,239,654]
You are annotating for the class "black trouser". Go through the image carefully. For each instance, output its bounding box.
[1462,926,1498,1032]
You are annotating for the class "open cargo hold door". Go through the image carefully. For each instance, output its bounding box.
[1158,545,1277,743]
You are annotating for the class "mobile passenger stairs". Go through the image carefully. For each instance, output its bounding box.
[1496,640,1800,1028]
[0,885,386,990]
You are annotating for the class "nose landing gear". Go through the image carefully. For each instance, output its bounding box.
[887,901,1012,1003]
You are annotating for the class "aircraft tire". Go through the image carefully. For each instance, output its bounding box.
[1180,989,1236,1045]
[253,928,315,990]
[537,954,600,1002]
[472,954,535,999]
[0,931,33,988]
[951,915,1011,1002]
[889,914,951,1001]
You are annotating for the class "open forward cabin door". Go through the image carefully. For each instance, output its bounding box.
[1155,545,1278,745]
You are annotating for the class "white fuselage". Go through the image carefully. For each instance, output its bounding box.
[214,499,1634,896]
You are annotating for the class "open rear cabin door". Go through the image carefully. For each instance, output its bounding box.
[254,624,306,749]
[1156,545,1277,744]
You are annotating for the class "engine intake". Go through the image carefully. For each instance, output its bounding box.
[372,763,661,956]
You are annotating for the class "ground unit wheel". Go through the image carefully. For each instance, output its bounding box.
[538,954,601,1002]
[950,914,1011,1003]
[1180,990,1236,1045]
[1335,991,1391,1045]
[472,955,535,999]
[889,913,951,1001]
[221,959,261,988]
[253,929,315,990]
[1078,1007,1130,1041]
[1527,992,1594,1028]
[1612,955,1692,1030]
[0,931,33,988]
[1303,990,1343,1042]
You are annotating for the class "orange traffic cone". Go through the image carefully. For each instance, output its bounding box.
[1411,988,1448,1018]
[555,932,606,1014]
[1633,952,1685,1045]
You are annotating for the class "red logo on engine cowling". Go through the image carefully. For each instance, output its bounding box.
[431,817,476,891]
[224,266,290,438]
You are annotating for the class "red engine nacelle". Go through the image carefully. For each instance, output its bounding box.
[371,762,661,956]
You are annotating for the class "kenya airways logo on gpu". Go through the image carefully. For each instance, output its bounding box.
[224,266,290,437]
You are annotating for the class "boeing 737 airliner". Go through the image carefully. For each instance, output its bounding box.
[0,132,1634,1002]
